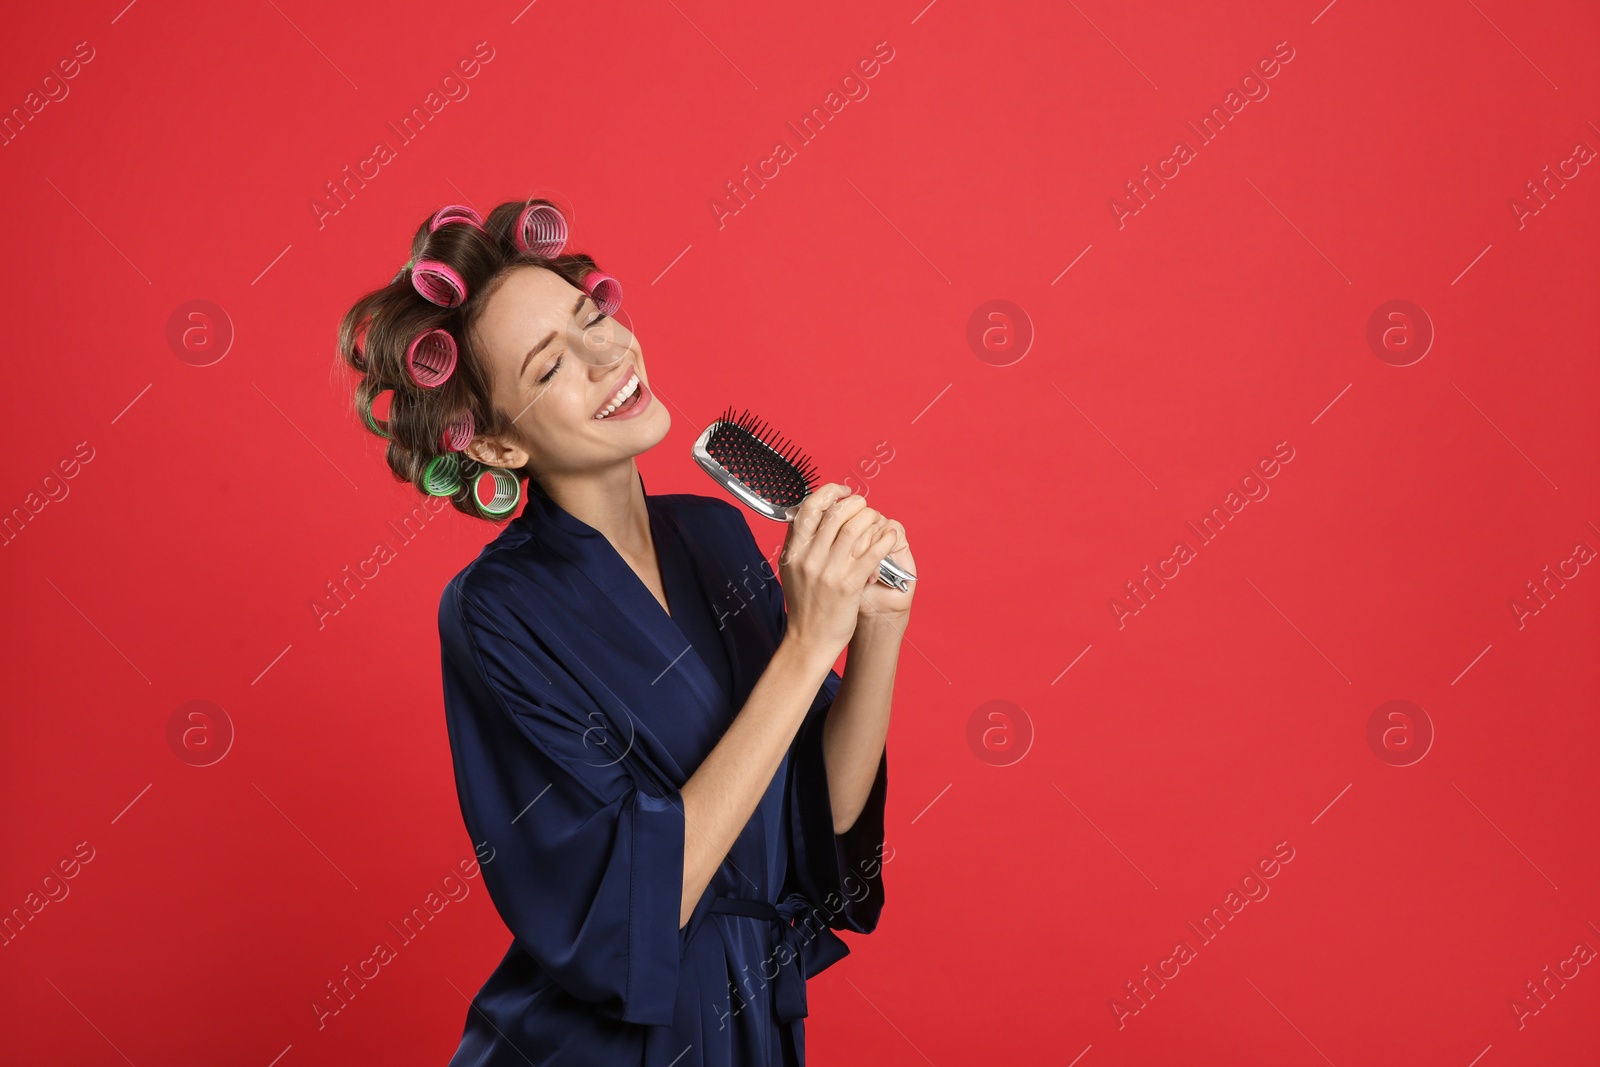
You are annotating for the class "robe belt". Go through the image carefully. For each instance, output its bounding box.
[709,892,851,1024]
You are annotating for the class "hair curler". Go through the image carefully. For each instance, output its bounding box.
[411,260,467,308]
[423,454,465,496]
[405,328,458,388]
[440,410,474,452]
[429,204,486,232]
[361,391,393,439]
[514,202,568,257]
[581,270,623,317]
[473,465,523,519]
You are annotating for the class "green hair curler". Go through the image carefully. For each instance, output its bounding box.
[423,454,464,496]
[473,465,523,519]
[361,391,393,439]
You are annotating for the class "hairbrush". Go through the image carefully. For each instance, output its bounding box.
[515,201,568,257]
[691,406,915,592]
[581,270,622,317]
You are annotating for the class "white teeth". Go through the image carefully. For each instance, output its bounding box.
[594,373,640,419]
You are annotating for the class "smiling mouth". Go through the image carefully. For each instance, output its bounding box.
[593,371,642,419]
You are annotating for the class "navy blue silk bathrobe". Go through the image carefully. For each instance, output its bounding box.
[438,473,888,1066]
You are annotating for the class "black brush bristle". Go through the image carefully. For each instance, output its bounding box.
[704,406,819,509]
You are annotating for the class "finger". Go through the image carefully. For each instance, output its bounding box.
[813,494,869,552]
[850,522,896,567]
[834,503,879,532]
[792,484,846,534]
[821,511,881,585]
[791,483,851,539]
[883,519,908,556]
[857,521,896,563]
[854,527,900,583]
[835,513,885,561]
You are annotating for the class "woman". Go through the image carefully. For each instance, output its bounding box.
[335,197,915,1065]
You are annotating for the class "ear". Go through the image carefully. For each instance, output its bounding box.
[463,433,530,470]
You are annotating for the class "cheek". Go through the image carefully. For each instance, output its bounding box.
[566,385,592,421]
[549,376,597,424]
[498,372,563,432]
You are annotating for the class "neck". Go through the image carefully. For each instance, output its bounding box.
[542,459,651,556]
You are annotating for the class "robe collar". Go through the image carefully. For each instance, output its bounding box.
[513,470,769,741]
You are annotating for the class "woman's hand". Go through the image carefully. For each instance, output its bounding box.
[858,515,915,627]
[778,484,898,660]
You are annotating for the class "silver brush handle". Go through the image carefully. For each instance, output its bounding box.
[875,554,916,593]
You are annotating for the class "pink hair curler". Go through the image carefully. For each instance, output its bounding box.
[581,271,623,317]
[411,260,467,308]
[406,328,458,388]
[430,204,486,232]
[440,410,475,452]
[514,202,569,257]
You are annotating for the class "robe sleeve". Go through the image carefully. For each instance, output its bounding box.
[785,666,889,935]
[438,573,686,1027]
[723,503,889,936]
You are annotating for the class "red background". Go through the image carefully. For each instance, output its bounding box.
[2,0,1597,1064]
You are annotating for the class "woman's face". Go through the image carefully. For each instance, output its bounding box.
[465,266,669,480]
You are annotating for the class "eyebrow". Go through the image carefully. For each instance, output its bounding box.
[519,292,590,377]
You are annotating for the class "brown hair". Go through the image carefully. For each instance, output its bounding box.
[333,198,602,520]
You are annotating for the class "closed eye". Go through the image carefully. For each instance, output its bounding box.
[534,302,609,385]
